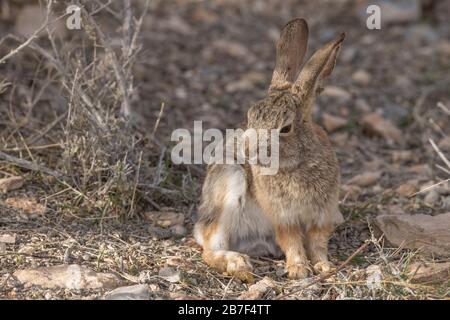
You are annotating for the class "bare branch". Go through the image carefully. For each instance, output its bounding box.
[0,150,64,179]
[0,0,53,65]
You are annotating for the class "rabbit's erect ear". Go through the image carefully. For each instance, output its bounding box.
[269,18,309,92]
[292,33,345,114]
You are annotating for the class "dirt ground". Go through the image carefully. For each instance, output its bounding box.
[0,0,449,300]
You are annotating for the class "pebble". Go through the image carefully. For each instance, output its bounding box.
[0,176,24,193]
[352,70,371,86]
[104,284,150,300]
[159,267,181,283]
[442,197,450,210]
[170,225,188,238]
[322,86,352,103]
[424,190,440,206]
[13,264,121,290]
[321,113,348,132]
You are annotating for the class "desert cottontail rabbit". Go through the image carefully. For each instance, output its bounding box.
[194,18,345,281]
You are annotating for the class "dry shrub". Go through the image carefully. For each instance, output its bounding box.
[0,0,186,218]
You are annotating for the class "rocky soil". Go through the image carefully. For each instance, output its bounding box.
[0,0,449,299]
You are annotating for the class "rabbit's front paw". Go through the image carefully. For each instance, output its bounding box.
[286,264,309,279]
[313,261,332,274]
[225,252,254,282]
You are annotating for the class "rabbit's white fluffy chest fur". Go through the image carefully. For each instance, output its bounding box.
[194,165,281,256]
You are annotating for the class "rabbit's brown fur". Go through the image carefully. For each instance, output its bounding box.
[194,18,345,281]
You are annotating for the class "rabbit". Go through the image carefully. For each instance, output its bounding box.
[194,18,345,282]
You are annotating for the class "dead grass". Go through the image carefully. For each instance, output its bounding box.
[0,0,449,300]
[0,0,180,219]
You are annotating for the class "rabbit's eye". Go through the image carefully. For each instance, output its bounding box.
[280,124,293,135]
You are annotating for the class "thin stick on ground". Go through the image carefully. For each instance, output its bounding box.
[152,102,166,136]
[409,178,450,197]
[275,240,370,300]
[437,102,450,117]
[429,138,450,170]
[0,150,64,179]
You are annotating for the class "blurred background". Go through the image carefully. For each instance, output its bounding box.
[0,0,449,299]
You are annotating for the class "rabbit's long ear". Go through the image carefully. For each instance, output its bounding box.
[269,18,309,92]
[292,33,345,115]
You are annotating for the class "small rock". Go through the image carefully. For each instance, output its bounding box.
[396,181,419,197]
[355,99,371,113]
[443,197,450,210]
[361,113,402,144]
[158,267,181,283]
[438,136,450,151]
[340,47,357,64]
[0,234,16,244]
[0,176,24,193]
[226,79,254,93]
[387,205,406,215]
[433,181,449,196]
[406,24,439,46]
[275,266,286,277]
[13,264,121,290]
[372,184,383,193]
[162,15,194,35]
[3,197,46,216]
[213,40,252,59]
[341,184,362,201]
[170,291,192,300]
[0,243,6,253]
[322,86,352,103]
[104,284,150,300]
[383,103,409,125]
[174,87,187,99]
[190,7,219,24]
[407,164,431,177]
[436,42,450,58]
[395,75,413,89]
[18,245,35,254]
[352,70,371,86]
[424,190,440,206]
[145,210,185,228]
[365,265,382,290]
[148,226,172,240]
[321,113,348,132]
[331,132,351,148]
[391,150,412,163]
[407,261,450,284]
[241,71,266,84]
[170,225,187,238]
[375,213,450,257]
[166,256,183,267]
[238,277,275,300]
[347,171,382,187]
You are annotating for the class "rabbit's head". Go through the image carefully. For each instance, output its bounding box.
[245,19,344,168]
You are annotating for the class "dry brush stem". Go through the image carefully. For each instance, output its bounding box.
[0,1,53,65]
[0,1,158,217]
[0,150,64,179]
[80,0,150,119]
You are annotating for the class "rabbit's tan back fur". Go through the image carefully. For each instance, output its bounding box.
[194,18,345,281]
